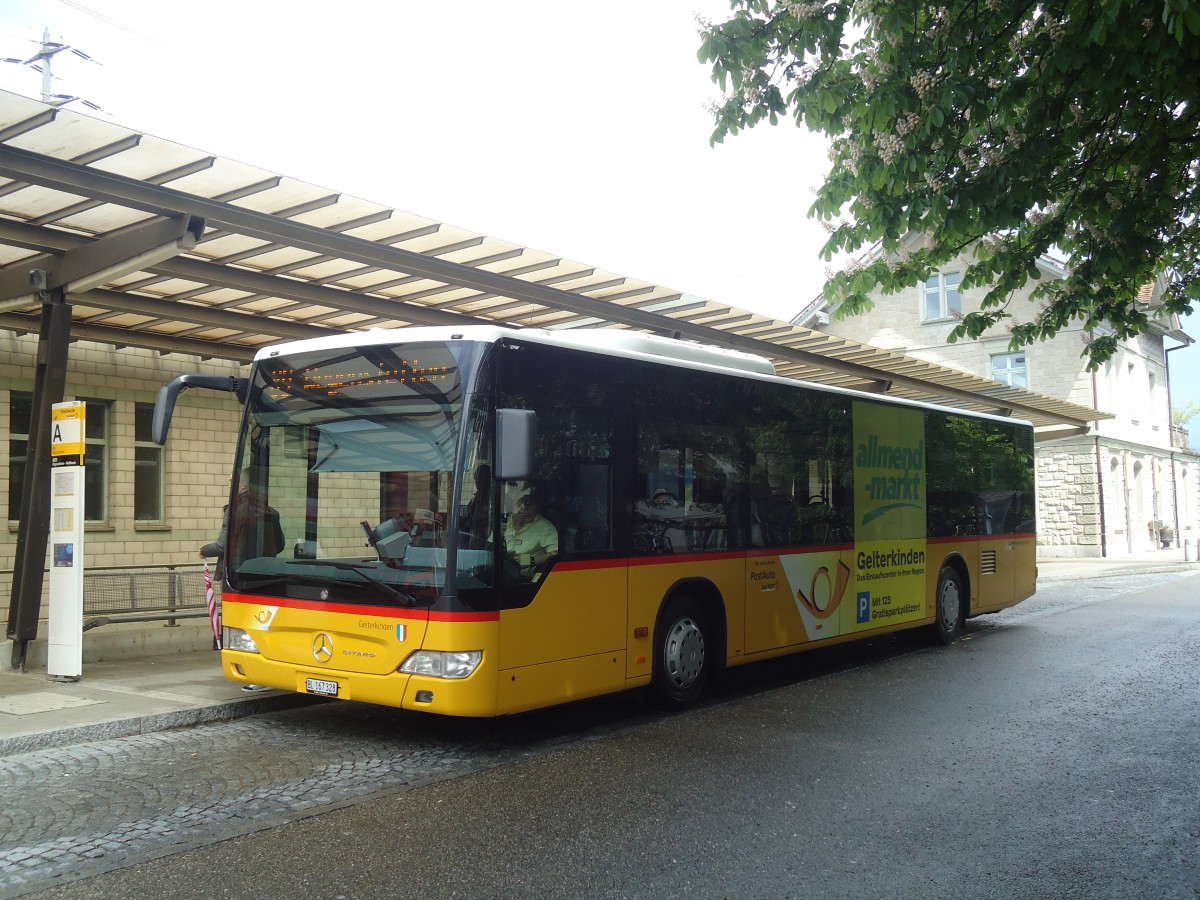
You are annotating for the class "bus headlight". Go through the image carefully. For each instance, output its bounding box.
[399,650,482,679]
[223,627,260,654]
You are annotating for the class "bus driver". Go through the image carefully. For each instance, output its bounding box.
[504,493,558,574]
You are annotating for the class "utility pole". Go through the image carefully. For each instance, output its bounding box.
[38,28,54,103]
[1,28,99,110]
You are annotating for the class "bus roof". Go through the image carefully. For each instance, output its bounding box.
[253,325,1032,428]
[254,325,775,376]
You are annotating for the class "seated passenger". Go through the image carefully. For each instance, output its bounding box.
[650,488,679,509]
[636,489,684,520]
[504,493,559,571]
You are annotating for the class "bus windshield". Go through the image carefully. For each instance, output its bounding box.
[225,339,488,605]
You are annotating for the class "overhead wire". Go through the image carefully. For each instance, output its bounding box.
[54,0,154,44]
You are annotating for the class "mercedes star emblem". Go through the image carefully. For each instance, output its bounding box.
[312,632,334,663]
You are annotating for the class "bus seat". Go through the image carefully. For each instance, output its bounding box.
[573,526,608,552]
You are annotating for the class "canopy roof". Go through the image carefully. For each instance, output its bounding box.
[0,90,1104,429]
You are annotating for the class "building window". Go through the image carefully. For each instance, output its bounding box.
[1148,372,1157,430]
[1181,466,1192,526]
[81,399,109,522]
[991,352,1028,388]
[8,391,32,522]
[134,402,164,521]
[8,395,109,523]
[923,272,962,321]
[1125,362,1139,424]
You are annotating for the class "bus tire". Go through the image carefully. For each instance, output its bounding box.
[932,564,965,645]
[650,596,710,710]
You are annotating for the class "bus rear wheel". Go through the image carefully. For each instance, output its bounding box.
[650,597,709,710]
[932,564,965,645]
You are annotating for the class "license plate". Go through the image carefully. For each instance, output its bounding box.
[305,677,339,697]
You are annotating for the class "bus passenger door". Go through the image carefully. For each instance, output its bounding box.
[494,404,626,710]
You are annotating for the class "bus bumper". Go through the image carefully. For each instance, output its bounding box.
[222,651,500,717]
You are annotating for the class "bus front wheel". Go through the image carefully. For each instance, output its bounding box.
[650,597,710,710]
[932,564,965,645]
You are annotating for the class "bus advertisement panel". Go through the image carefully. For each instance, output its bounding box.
[754,401,929,645]
[849,401,928,632]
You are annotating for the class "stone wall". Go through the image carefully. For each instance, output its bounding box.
[2,336,246,625]
[1035,443,1103,557]
[1034,437,1196,557]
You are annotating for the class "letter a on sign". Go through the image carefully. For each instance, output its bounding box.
[51,402,86,468]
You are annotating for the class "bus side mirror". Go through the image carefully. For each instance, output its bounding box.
[152,374,246,444]
[495,409,536,481]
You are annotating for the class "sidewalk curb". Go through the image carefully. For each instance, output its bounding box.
[0,691,320,759]
[1037,562,1200,583]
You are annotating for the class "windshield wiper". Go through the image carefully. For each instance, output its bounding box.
[309,561,425,607]
[238,572,345,592]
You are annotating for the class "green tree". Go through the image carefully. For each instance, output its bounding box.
[699,1,1199,367]
[1174,400,1200,427]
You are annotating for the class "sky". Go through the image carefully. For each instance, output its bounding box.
[1,0,1198,430]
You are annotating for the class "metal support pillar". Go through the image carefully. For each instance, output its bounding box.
[6,287,72,669]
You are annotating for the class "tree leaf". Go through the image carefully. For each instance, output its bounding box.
[700,0,1199,367]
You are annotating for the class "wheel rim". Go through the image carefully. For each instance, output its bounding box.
[938,577,961,631]
[663,616,705,689]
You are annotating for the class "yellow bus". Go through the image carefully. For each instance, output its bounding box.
[154,326,1036,715]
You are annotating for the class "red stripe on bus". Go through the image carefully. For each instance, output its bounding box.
[427,609,499,622]
[552,558,631,572]
[927,533,1036,546]
[558,546,858,572]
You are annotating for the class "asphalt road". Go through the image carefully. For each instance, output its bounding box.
[5,568,1199,899]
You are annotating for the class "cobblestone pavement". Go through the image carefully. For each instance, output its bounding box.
[3,569,1192,898]
[0,693,652,897]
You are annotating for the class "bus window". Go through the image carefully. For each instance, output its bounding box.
[634,444,734,554]
[632,363,742,553]
[555,407,613,554]
[565,461,611,551]
[925,414,1035,537]
[497,342,622,573]
[745,384,853,549]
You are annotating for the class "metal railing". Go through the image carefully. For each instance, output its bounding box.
[82,564,217,630]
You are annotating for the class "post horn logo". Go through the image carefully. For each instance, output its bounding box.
[796,560,852,619]
[312,632,334,663]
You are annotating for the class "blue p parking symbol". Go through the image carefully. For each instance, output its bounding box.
[856,591,871,624]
